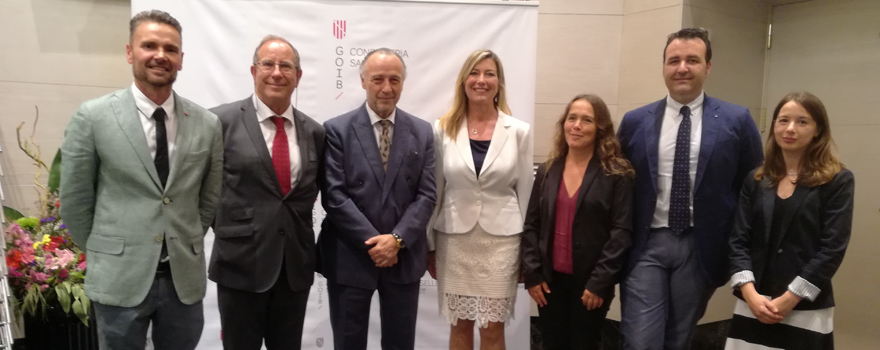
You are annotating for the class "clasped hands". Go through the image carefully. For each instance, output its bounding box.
[366,234,400,267]
[527,282,604,310]
[741,282,802,324]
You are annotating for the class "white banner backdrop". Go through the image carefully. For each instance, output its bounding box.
[131,0,538,349]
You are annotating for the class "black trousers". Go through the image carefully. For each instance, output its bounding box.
[538,271,610,350]
[217,264,310,350]
[327,279,420,350]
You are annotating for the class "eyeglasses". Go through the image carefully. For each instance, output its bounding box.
[255,60,297,73]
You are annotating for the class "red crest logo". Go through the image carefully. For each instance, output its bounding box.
[333,20,346,39]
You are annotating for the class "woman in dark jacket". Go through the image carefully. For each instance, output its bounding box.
[726,92,854,350]
[521,94,634,350]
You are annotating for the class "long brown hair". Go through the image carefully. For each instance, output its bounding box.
[755,92,842,187]
[546,94,634,177]
[438,49,511,139]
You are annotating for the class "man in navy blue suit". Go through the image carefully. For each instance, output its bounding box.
[317,48,436,350]
[616,28,763,350]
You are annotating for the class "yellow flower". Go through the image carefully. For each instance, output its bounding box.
[34,234,51,249]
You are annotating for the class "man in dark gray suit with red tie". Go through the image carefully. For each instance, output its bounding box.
[317,48,436,350]
[208,35,325,349]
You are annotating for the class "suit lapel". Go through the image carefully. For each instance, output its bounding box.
[543,159,563,229]
[288,108,314,198]
[773,185,811,251]
[695,96,720,192]
[481,113,510,172]
[454,120,476,175]
[646,100,665,195]
[574,157,602,215]
[165,92,193,190]
[761,178,775,247]
[241,98,281,194]
[112,88,161,190]
[381,110,411,203]
[353,105,385,185]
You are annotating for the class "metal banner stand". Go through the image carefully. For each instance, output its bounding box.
[0,143,16,349]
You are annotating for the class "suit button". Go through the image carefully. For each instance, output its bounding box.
[475,200,481,206]
[279,229,284,236]
[778,249,783,254]
[163,197,170,204]
[156,236,163,243]
[359,206,364,211]
[574,242,582,249]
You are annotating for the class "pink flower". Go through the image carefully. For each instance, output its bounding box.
[44,253,57,269]
[55,249,76,267]
[40,284,49,292]
[58,269,69,279]
[5,224,25,241]
[21,248,36,264]
[29,271,49,284]
[16,235,33,249]
[77,261,87,270]
[8,269,23,278]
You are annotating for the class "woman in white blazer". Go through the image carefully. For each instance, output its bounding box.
[427,49,533,350]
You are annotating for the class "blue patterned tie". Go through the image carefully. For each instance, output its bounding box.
[669,105,691,234]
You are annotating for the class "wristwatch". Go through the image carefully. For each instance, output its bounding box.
[390,233,405,249]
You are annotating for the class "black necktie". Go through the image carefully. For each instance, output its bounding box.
[669,105,691,234]
[153,107,169,188]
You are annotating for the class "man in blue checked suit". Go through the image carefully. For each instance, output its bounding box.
[616,28,764,350]
[317,48,436,350]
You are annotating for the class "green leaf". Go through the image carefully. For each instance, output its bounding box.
[48,150,62,194]
[72,299,88,326]
[56,285,71,313]
[3,206,24,222]
[80,295,91,322]
[71,284,82,298]
[62,281,73,295]
[21,290,34,316]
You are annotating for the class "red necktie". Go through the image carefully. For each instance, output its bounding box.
[270,116,291,195]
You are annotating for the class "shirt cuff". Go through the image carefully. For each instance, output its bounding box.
[730,270,755,289]
[788,276,820,302]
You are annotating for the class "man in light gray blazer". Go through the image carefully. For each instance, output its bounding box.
[60,10,222,350]
[208,35,324,350]
[318,48,436,350]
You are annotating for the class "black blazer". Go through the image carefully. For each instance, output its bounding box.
[729,169,854,310]
[208,97,325,293]
[521,157,634,301]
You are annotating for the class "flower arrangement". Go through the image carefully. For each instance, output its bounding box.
[5,202,90,325]
[3,108,90,325]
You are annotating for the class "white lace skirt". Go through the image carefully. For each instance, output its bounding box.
[435,223,520,328]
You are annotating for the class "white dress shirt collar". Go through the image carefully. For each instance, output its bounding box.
[131,83,178,161]
[132,83,176,118]
[253,94,294,123]
[366,104,396,126]
[665,92,705,118]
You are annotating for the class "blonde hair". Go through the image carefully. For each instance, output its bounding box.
[755,92,842,187]
[546,94,634,178]
[438,49,511,139]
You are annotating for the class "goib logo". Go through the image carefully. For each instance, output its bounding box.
[333,20,346,39]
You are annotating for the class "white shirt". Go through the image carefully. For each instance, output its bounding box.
[651,93,704,228]
[253,94,301,190]
[367,105,396,148]
[132,83,177,164]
